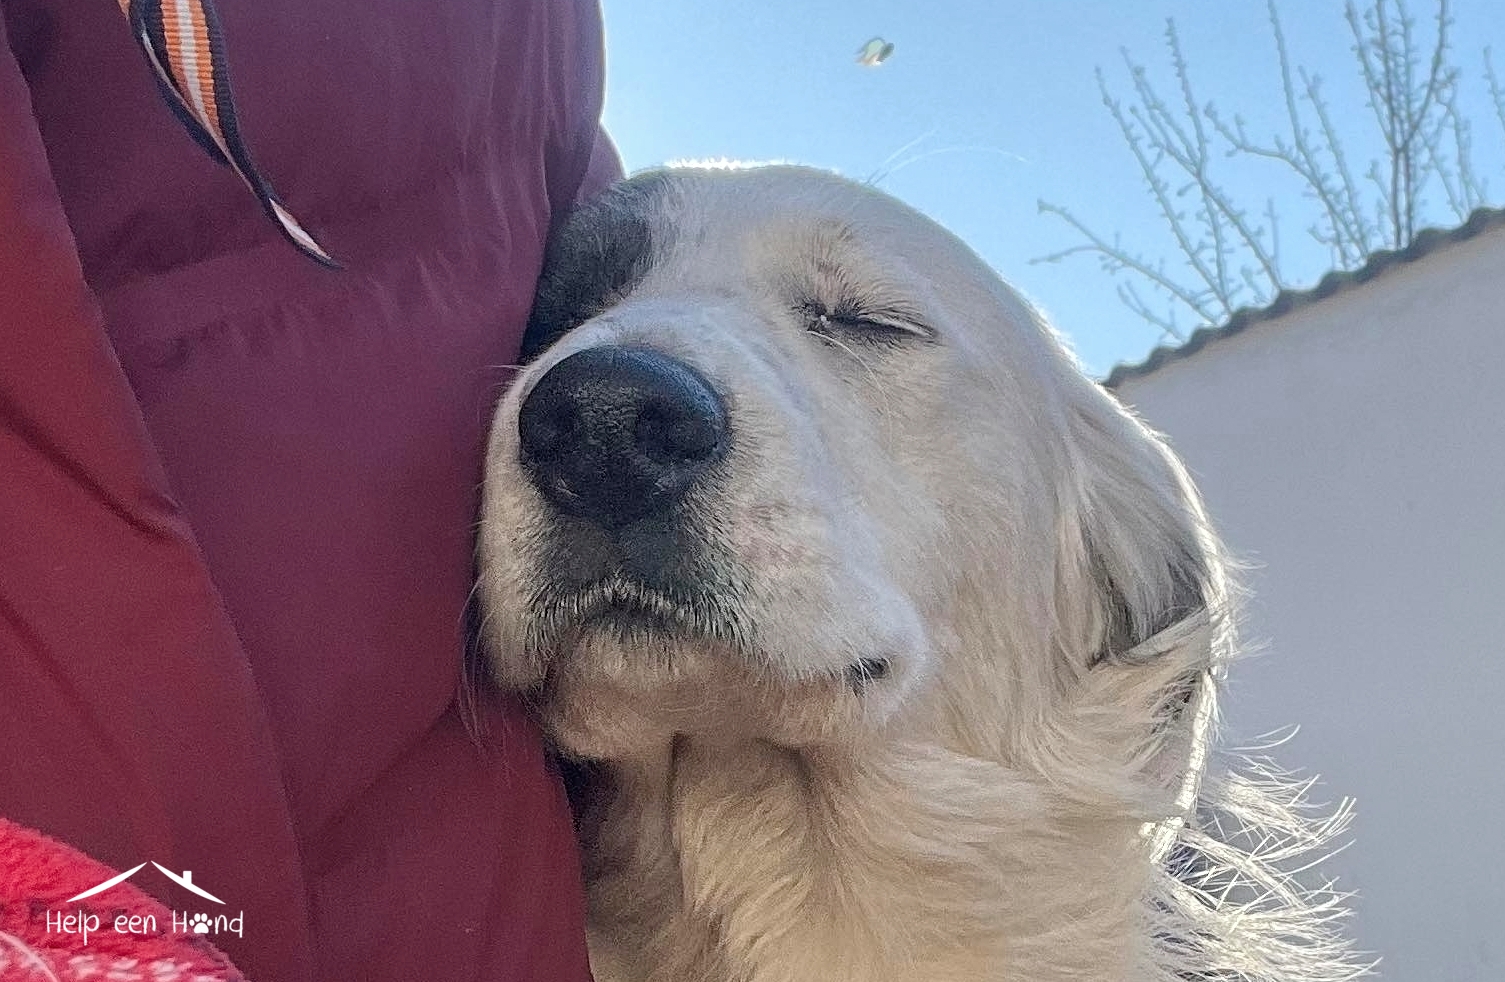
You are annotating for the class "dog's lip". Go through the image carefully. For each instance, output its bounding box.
[528,573,753,662]
[580,596,682,632]
[537,577,713,638]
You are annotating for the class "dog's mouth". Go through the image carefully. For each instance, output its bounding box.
[528,576,746,652]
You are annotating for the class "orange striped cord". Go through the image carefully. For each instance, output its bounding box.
[117,0,338,267]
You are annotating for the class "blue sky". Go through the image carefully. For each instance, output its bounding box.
[598,0,1503,377]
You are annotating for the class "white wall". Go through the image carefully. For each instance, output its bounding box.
[1113,224,1505,982]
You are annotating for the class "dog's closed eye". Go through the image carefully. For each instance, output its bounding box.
[813,310,931,343]
[844,657,892,690]
[801,300,933,347]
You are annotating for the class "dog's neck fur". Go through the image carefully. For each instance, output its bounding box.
[559,593,1359,982]
[576,728,1162,982]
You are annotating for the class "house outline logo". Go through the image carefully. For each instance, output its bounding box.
[65,862,225,905]
[46,862,243,945]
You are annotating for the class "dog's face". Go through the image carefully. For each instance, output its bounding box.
[480,165,1219,768]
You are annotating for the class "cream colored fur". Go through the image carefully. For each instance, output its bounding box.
[478,165,1362,982]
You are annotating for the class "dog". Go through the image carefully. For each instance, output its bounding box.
[477,165,1361,982]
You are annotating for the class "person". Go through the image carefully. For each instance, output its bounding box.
[0,0,620,978]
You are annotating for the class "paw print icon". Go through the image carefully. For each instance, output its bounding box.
[189,912,212,934]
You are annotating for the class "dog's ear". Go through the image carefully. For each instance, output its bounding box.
[1051,390,1229,832]
[1057,391,1225,672]
[1040,388,1231,843]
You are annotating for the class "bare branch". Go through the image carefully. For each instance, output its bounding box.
[1034,200,1224,326]
[1111,51,1229,309]
[1119,280,1187,343]
[1123,28,1284,298]
[1485,48,1505,139]
[1032,0,1497,338]
[1421,94,1486,216]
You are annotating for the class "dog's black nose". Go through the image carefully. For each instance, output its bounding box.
[518,347,728,529]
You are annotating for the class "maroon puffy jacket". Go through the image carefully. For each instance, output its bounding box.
[0,1,618,979]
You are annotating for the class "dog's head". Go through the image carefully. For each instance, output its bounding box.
[480,165,1226,786]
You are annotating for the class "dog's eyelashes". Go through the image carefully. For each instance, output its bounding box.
[845,657,892,691]
[824,315,928,342]
[800,301,933,345]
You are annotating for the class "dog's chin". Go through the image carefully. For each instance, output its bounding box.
[530,624,917,764]
[516,583,729,751]
[496,572,927,759]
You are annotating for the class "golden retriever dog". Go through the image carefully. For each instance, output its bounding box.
[477,165,1361,982]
